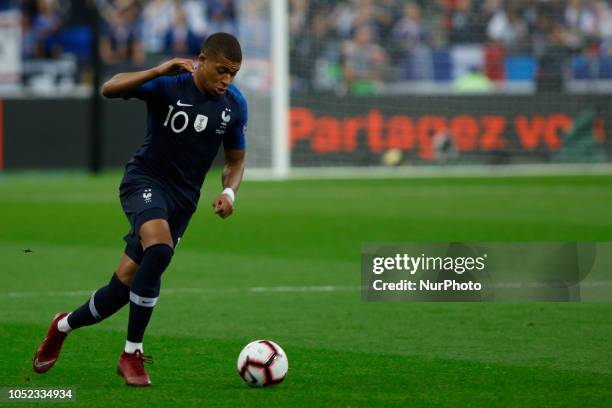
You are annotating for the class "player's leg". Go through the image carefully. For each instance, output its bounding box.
[33,254,138,374]
[64,255,137,331]
[115,254,140,286]
[126,219,174,352]
[119,218,174,386]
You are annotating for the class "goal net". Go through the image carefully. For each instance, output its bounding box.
[243,0,612,178]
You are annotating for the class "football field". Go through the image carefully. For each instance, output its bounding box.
[1,172,611,407]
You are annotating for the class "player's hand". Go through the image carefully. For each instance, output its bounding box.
[212,194,234,219]
[155,58,195,76]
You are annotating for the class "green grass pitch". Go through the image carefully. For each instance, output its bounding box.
[0,172,611,407]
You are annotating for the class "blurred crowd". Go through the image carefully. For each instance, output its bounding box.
[2,0,612,93]
[290,0,612,93]
[0,0,238,68]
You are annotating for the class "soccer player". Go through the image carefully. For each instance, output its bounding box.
[32,32,247,387]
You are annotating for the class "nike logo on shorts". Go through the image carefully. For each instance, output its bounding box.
[177,100,193,107]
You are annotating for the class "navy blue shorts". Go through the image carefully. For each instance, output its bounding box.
[119,181,192,264]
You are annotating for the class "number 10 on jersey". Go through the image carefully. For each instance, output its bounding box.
[164,104,210,134]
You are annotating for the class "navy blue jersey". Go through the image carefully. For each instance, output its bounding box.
[121,72,247,212]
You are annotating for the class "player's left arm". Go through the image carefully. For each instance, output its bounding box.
[212,148,245,219]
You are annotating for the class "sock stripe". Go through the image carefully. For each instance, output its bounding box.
[57,313,72,333]
[129,291,158,307]
[88,290,101,320]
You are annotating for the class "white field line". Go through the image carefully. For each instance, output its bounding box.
[246,164,612,181]
[2,281,612,299]
[1,285,361,298]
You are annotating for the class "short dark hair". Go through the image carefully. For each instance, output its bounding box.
[201,32,242,62]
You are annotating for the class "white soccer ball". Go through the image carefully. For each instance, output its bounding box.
[236,340,288,387]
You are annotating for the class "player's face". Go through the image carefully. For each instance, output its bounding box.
[196,54,241,96]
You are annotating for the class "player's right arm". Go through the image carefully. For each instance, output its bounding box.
[101,58,195,99]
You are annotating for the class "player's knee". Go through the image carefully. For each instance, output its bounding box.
[143,243,174,272]
[116,269,134,287]
[139,219,173,249]
[116,255,139,287]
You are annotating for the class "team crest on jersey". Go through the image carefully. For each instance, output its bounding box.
[194,114,208,132]
[216,108,231,135]
[221,109,231,123]
[143,188,152,204]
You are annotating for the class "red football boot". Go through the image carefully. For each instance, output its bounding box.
[117,350,153,387]
[32,312,69,373]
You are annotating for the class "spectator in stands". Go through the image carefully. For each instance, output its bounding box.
[141,0,176,55]
[342,24,387,94]
[290,0,311,39]
[391,2,430,55]
[289,0,310,88]
[206,0,236,35]
[565,0,598,39]
[436,0,455,33]
[351,0,397,43]
[537,22,573,92]
[453,65,494,92]
[594,0,612,41]
[21,0,39,58]
[99,0,145,69]
[241,0,271,58]
[448,0,482,44]
[180,0,207,38]
[20,0,61,58]
[391,2,433,80]
[595,0,612,59]
[487,0,531,53]
[291,0,342,92]
[332,0,361,40]
[35,0,60,51]
[292,9,341,92]
[164,3,200,56]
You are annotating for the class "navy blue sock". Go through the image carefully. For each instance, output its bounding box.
[127,244,173,343]
[67,273,131,330]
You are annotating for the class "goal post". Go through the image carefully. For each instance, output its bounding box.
[271,0,290,179]
[235,0,290,180]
